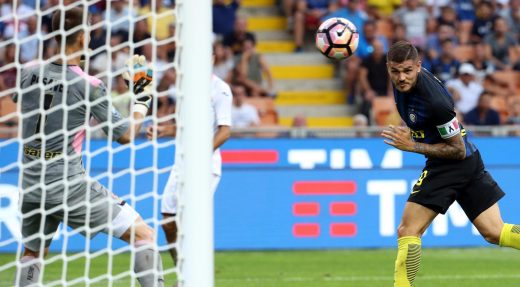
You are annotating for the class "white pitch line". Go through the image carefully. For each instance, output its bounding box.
[217,273,520,282]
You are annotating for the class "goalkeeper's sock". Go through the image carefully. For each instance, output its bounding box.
[16,256,41,286]
[394,236,421,287]
[134,240,164,287]
[499,223,520,249]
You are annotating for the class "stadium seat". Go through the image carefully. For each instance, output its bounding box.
[372,97,398,126]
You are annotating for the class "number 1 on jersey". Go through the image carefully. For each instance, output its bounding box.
[35,94,54,135]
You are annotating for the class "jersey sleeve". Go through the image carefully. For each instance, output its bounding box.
[89,82,129,140]
[429,89,460,139]
[214,83,233,127]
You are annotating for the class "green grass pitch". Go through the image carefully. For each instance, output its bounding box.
[0,248,519,286]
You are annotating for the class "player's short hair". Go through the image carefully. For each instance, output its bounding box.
[51,7,85,46]
[386,41,419,63]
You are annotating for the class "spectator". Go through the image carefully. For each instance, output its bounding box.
[454,0,475,23]
[156,68,177,119]
[454,0,475,44]
[293,0,332,52]
[322,0,367,34]
[430,38,460,82]
[213,41,234,80]
[507,98,520,135]
[105,0,136,34]
[132,19,152,55]
[223,16,256,55]
[139,0,176,40]
[393,0,429,47]
[485,17,518,70]
[426,0,450,17]
[500,0,520,42]
[231,85,260,129]
[0,1,34,39]
[359,39,391,117]
[391,22,407,43]
[436,5,457,27]
[366,0,402,18]
[90,31,130,75]
[352,113,370,137]
[426,24,457,61]
[89,12,107,56]
[41,0,60,33]
[470,0,496,43]
[344,55,362,105]
[213,0,241,36]
[236,38,274,97]
[464,92,501,125]
[469,41,495,83]
[446,63,484,114]
[19,15,39,63]
[356,20,389,59]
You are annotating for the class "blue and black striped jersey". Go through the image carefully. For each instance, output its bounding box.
[393,68,477,159]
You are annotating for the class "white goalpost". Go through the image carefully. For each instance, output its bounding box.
[0,0,214,286]
[174,0,214,287]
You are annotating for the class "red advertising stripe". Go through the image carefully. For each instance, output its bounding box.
[221,150,279,164]
[330,223,357,237]
[293,181,356,195]
[293,223,320,237]
[293,202,320,216]
[330,202,357,216]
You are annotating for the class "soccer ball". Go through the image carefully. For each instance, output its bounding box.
[315,17,359,60]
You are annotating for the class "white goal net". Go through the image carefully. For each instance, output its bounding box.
[0,0,213,286]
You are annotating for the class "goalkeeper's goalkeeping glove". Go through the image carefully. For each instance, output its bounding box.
[122,54,153,116]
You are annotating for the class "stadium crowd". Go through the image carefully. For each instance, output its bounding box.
[2,0,520,137]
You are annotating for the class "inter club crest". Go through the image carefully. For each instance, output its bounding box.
[409,113,417,123]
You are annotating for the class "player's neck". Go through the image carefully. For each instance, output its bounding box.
[55,47,82,66]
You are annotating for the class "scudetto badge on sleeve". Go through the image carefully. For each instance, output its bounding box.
[436,117,461,139]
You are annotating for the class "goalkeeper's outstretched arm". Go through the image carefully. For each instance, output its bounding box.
[118,55,154,144]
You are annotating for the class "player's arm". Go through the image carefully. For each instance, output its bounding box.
[214,125,231,151]
[118,55,154,144]
[413,132,465,160]
[381,125,466,160]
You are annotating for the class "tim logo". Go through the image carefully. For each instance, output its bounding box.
[292,181,357,238]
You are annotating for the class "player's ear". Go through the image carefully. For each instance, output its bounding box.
[78,31,85,48]
[417,60,422,72]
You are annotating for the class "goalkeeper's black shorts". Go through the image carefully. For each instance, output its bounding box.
[407,150,505,221]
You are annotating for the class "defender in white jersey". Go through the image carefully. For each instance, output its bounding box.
[14,8,163,287]
[147,74,232,265]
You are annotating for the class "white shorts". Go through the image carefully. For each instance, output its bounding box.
[161,167,221,215]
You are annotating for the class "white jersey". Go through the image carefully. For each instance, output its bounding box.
[161,75,232,214]
[209,75,233,175]
[174,75,232,175]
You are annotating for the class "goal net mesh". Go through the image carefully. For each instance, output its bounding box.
[0,0,182,285]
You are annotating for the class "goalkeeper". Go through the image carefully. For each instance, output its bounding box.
[14,8,163,287]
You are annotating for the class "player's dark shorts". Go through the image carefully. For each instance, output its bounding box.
[408,150,505,221]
